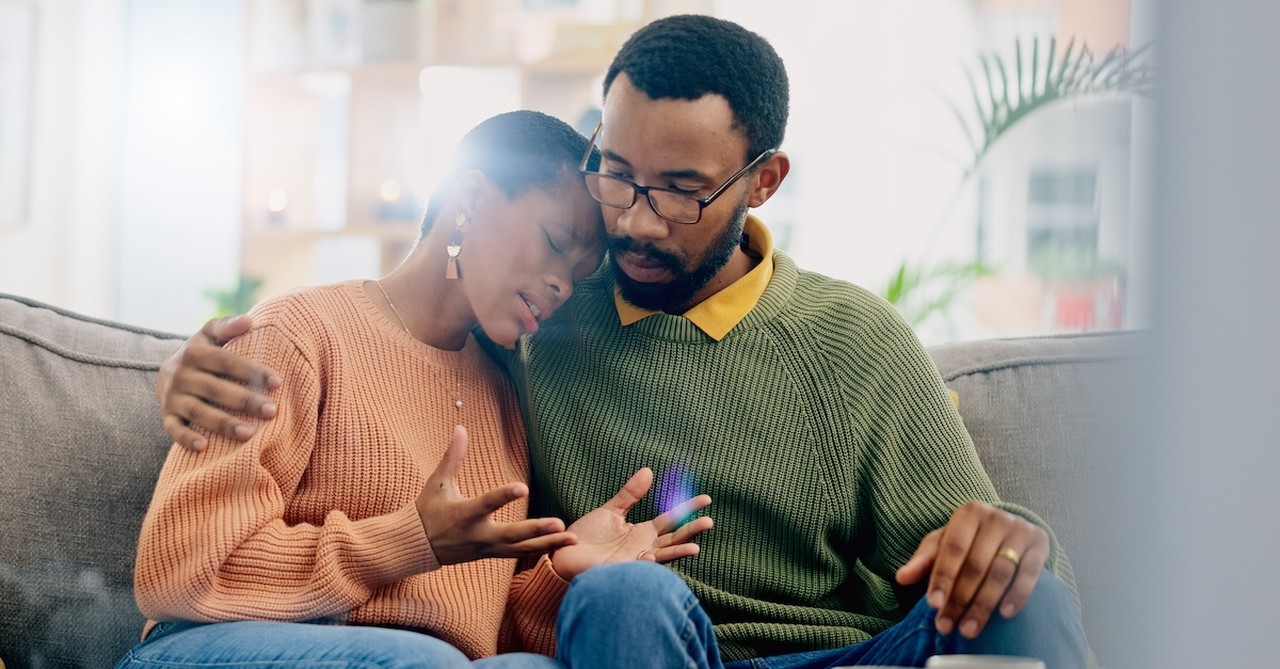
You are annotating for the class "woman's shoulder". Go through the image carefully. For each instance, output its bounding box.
[247,282,358,330]
[233,282,367,361]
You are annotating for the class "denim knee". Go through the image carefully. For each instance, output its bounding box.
[1014,571,1080,629]
[565,561,691,615]
[967,571,1089,667]
[557,562,721,669]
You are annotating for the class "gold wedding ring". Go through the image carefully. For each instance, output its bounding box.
[637,549,649,561]
[996,546,1022,566]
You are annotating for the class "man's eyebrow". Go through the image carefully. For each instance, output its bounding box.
[600,149,711,181]
[601,148,630,166]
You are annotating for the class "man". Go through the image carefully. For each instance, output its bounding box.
[159,15,1088,668]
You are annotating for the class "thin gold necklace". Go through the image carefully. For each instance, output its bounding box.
[375,279,411,337]
[375,280,463,410]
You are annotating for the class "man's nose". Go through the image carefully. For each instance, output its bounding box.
[612,195,670,241]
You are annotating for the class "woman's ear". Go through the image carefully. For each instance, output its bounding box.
[747,152,790,208]
[452,170,490,220]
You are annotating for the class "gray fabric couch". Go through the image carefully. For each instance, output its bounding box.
[0,291,1136,668]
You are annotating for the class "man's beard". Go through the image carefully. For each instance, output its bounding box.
[609,198,749,314]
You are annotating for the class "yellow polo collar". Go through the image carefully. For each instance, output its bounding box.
[614,215,774,341]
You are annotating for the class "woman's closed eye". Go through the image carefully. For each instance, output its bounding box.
[544,231,564,254]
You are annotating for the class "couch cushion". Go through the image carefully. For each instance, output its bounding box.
[929,331,1141,664]
[0,293,184,669]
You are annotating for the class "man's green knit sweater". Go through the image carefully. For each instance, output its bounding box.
[491,251,1075,661]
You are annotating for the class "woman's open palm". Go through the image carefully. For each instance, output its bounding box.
[550,467,713,580]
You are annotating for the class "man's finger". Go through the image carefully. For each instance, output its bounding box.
[939,517,1012,634]
[926,503,985,634]
[201,314,253,346]
[162,415,207,451]
[189,346,280,393]
[996,541,1049,620]
[186,324,281,391]
[183,400,255,442]
[174,372,277,421]
[896,528,941,587]
[954,539,1026,639]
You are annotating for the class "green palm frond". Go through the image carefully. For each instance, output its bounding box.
[884,36,1155,329]
[205,275,263,318]
[953,36,1156,174]
[882,259,993,329]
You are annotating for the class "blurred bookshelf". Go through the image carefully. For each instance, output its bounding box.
[240,0,708,300]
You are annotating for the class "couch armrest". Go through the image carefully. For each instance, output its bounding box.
[928,331,1142,664]
[0,293,186,667]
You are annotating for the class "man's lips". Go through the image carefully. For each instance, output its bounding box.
[615,251,673,283]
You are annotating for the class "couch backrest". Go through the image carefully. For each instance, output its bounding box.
[0,293,183,669]
[930,331,1141,666]
[0,291,1136,667]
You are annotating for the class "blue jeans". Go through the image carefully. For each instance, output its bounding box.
[555,562,1088,669]
[113,620,562,668]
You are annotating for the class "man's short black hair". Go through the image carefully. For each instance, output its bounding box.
[420,110,598,236]
[603,14,789,161]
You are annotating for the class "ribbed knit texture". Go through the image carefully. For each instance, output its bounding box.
[491,252,1077,662]
[133,280,568,659]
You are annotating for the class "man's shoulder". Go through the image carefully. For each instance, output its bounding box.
[769,253,908,338]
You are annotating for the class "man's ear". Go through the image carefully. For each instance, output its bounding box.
[747,151,790,208]
[452,170,490,220]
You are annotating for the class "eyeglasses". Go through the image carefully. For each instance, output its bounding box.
[578,122,776,225]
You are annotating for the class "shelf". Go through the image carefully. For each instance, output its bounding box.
[245,223,419,244]
[239,0,624,303]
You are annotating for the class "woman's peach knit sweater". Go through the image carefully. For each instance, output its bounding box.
[133,280,568,659]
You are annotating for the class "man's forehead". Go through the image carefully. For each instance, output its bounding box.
[600,87,747,170]
[602,74,739,135]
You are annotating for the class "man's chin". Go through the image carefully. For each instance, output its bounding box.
[614,267,696,314]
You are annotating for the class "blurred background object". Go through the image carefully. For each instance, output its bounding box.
[1,0,1149,343]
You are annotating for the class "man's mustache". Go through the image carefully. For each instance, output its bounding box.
[607,236,682,271]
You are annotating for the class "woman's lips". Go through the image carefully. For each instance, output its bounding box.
[517,292,550,335]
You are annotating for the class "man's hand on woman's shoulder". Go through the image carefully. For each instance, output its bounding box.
[158,315,281,451]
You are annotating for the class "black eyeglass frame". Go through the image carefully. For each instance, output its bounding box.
[577,122,777,225]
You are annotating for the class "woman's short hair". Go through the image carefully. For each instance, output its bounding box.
[420,110,598,236]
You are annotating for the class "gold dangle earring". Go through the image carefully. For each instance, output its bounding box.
[446,212,467,280]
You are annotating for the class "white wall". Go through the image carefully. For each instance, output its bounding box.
[114,0,244,332]
[0,0,126,317]
[713,0,985,289]
[0,0,243,333]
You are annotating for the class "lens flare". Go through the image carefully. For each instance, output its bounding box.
[656,462,697,523]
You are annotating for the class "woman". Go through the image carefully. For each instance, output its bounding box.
[115,111,712,669]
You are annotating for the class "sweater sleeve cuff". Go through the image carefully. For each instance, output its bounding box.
[505,554,572,655]
[343,503,440,585]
